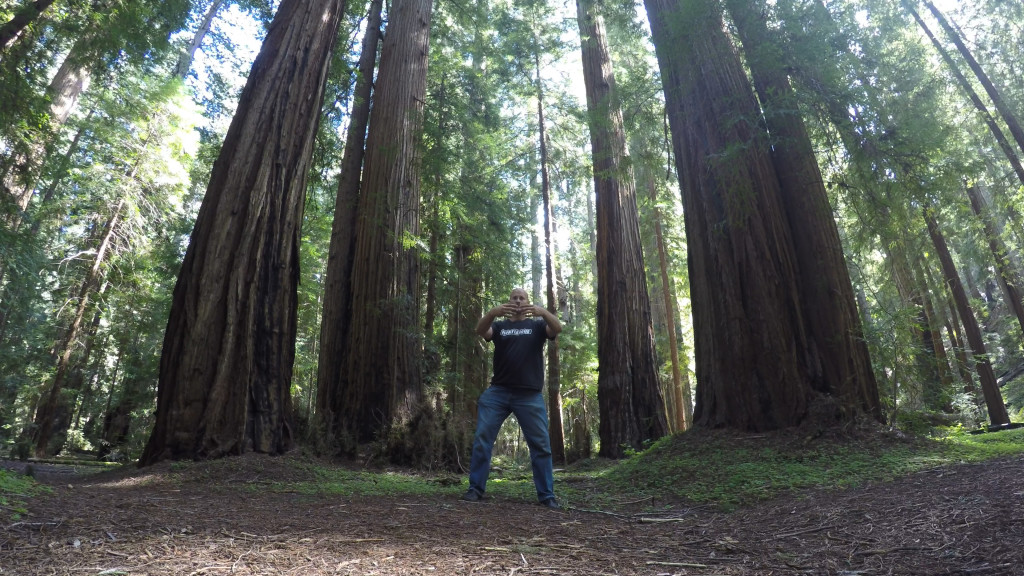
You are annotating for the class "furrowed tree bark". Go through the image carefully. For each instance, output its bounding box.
[535,48,566,464]
[140,0,346,465]
[315,0,381,443]
[342,0,432,444]
[923,208,1009,426]
[726,0,881,422]
[645,0,880,432]
[579,0,667,457]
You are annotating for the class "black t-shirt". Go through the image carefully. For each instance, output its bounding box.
[488,317,553,392]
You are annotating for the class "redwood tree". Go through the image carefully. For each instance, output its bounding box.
[644,0,881,431]
[315,0,382,441]
[578,0,667,456]
[140,0,346,464]
[924,208,1010,426]
[338,0,433,445]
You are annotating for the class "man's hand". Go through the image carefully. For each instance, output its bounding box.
[521,305,544,317]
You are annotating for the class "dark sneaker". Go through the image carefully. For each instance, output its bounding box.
[539,499,561,510]
[461,489,485,502]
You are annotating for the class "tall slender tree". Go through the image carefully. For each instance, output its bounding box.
[924,207,1009,426]
[141,0,346,464]
[316,0,383,442]
[920,0,1024,156]
[578,0,667,456]
[339,0,433,445]
[903,0,1024,188]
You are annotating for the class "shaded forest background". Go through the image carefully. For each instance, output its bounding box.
[1,0,1023,467]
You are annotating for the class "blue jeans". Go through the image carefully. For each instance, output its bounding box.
[468,386,555,503]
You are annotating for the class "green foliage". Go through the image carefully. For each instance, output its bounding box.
[0,469,50,520]
[585,428,1024,511]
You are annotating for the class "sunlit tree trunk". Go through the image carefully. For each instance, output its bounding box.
[2,38,90,221]
[316,0,381,442]
[0,0,55,53]
[579,0,667,456]
[140,0,346,465]
[342,0,433,443]
[644,175,686,432]
[172,0,225,79]
[924,209,1009,425]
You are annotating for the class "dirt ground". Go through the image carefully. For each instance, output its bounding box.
[2,451,1023,576]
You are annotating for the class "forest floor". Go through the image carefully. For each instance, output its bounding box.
[2,439,1023,576]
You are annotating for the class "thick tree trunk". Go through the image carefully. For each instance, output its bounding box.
[342,0,432,444]
[140,0,346,465]
[646,0,880,432]
[535,50,566,464]
[924,209,1009,425]
[966,184,1024,337]
[726,0,881,422]
[172,0,225,79]
[579,0,667,457]
[315,0,381,441]
[34,200,123,456]
[0,0,55,53]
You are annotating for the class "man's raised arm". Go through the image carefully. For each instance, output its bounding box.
[477,305,509,340]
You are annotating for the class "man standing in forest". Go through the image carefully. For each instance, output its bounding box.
[462,288,563,509]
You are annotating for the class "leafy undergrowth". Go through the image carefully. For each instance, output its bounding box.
[0,468,50,520]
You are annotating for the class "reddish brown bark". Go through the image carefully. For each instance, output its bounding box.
[726,0,881,421]
[579,0,667,456]
[315,0,382,440]
[341,0,433,443]
[141,0,346,464]
[645,0,880,431]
